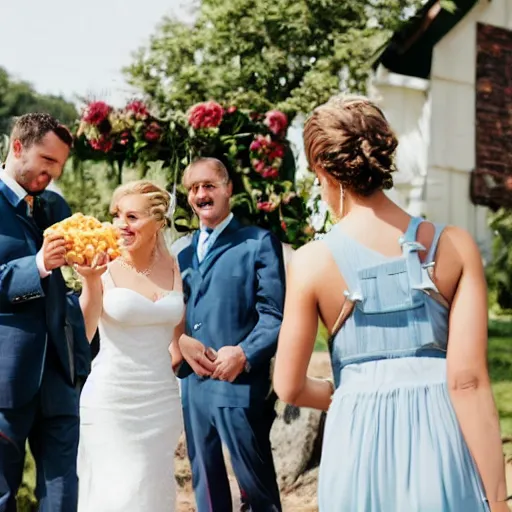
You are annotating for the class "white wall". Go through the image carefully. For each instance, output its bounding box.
[369,69,431,216]
[371,0,512,257]
[427,0,512,255]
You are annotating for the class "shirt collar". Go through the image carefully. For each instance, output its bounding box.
[200,212,233,235]
[0,169,27,202]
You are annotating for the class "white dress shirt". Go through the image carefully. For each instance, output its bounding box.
[0,170,51,277]
[197,212,234,262]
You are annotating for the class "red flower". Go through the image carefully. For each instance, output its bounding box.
[252,159,265,173]
[125,100,149,119]
[268,144,285,160]
[250,139,262,152]
[144,122,161,142]
[90,136,113,153]
[262,167,279,179]
[264,110,288,137]
[83,101,112,126]
[188,101,225,129]
[119,131,130,145]
[281,221,287,231]
[257,201,277,212]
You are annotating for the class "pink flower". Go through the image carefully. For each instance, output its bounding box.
[257,201,278,213]
[264,110,288,137]
[119,131,130,145]
[250,139,262,152]
[83,101,112,126]
[268,144,285,160]
[90,136,113,153]
[227,106,237,114]
[188,101,225,129]
[262,167,279,179]
[144,122,161,142]
[125,100,149,119]
[252,159,266,173]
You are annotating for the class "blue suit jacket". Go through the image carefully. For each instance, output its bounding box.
[0,183,75,408]
[177,217,286,408]
[43,190,91,383]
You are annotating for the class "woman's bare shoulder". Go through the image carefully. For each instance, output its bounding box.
[289,240,335,277]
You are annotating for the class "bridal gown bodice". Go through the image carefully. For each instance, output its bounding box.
[78,277,185,512]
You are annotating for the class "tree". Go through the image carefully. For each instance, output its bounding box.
[125,0,422,119]
[0,67,77,135]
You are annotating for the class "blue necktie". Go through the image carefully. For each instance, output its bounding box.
[197,227,213,262]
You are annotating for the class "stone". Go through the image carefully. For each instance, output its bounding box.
[270,401,326,490]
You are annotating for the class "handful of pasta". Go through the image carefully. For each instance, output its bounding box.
[43,213,121,267]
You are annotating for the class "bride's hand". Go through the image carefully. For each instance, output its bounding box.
[74,252,109,281]
[178,334,217,377]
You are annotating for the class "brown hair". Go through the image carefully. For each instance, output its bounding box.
[110,180,170,226]
[10,113,73,149]
[303,95,398,196]
[182,157,230,189]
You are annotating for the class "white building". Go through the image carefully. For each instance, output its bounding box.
[370,0,512,256]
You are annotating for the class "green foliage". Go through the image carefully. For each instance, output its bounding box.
[125,0,423,119]
[72,100,314,247]
[0,67,77,136]
[487,209,512,311]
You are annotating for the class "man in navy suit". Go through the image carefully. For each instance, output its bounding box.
[177,157,285,512]
[0,113,78,512]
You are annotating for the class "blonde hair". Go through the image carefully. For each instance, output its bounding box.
[303,94,398,196]
[182,157,230,189]
[110,180,170,226]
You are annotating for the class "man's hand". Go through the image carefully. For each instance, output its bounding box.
[42,233,67,270]
[211,346,247,383]
[178,334,217,377]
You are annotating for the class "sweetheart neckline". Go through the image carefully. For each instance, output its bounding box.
[105,287,183,305]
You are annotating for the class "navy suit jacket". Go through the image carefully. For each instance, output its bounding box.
[43,190,91,383]
[177,217,286,408]
[0,183,75,408]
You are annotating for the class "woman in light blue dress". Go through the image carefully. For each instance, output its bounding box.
[273,95,509,511]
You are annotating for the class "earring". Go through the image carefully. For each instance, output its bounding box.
[338,185,345,220]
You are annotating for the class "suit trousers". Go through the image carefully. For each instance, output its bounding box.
[0,344,79,512]
[184,384,281,512]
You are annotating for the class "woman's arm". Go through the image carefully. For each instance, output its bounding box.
[445,227,508,509]
[170,317,185,372]
[75,258,108,342]
[273,243,333,411]
[169,255,185,373]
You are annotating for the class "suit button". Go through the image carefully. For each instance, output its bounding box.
[193,323,202,331]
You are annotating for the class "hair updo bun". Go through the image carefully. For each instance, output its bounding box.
[303,95,398,196]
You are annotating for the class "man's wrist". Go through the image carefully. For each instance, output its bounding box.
[239,347,251,373]
[35,250,52,278]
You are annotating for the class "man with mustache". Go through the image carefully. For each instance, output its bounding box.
[176,157,285,512]
[0,114,80,512]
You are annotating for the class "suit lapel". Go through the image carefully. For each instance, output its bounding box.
[0,181,42,251]
[200,217,241,277]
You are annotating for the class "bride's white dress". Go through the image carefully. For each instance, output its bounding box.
[77,273,184,512]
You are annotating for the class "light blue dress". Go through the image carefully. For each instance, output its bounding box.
[318,217,488,512]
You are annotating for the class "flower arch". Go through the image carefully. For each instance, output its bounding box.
[72,100,315,247]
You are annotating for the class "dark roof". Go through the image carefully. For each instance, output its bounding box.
[375,0,480,79]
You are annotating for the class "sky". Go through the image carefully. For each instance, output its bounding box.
[0,1,307,172]
[0,0,193,106]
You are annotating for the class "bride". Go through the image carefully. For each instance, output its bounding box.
[75,180,185,511]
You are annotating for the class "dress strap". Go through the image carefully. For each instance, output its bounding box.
[426,223,445,264]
